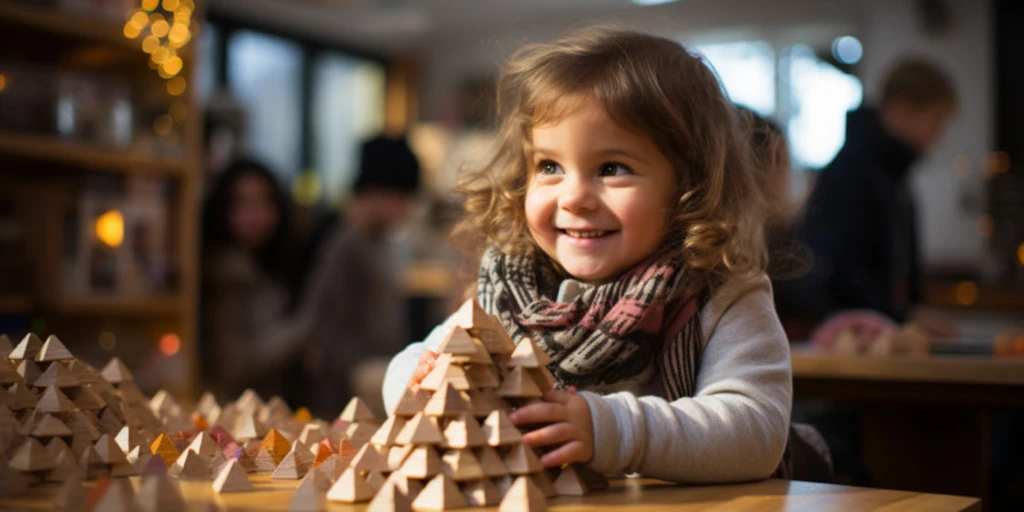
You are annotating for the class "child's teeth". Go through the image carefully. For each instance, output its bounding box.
[567,230,605,238]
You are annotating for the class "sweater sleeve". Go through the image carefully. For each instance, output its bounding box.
[381,318,455,413]
[579,274,792,483]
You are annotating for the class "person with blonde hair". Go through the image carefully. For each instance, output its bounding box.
[382,28,792,483]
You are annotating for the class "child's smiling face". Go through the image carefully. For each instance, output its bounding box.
[525,96,677,283]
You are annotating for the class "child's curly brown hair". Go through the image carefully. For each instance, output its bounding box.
[453,27,768,290]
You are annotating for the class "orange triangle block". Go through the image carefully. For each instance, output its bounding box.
[10,333,43,360]
[36,385,76,413]
[482,410,522,446]
[312,443,334,467]
[339,397,377,423]
[499,475,548,511]
[502,443,543,475]
[37,335,74,362]
[150,434,180,468]
[100,358,134,384]
[411,473,467,510]
[423,383,472,417]
[496,366,543,399]
[394,413,443,446]
[259,429,291,465]
[441,449,484,481]
[326,467,374,503]
[509,338,551,368]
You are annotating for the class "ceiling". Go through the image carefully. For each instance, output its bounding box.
[206,0,640,56]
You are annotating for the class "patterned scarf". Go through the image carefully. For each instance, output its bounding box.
[477,246,706,400]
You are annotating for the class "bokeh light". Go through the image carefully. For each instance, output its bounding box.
[162,56,184,76]
[95,210,124,247]
[159,334,181,355]
[142,35,160,54]
[832,36,863,65]
[142,0,159,11]
[151,19,170,38]
[98,332,117,352]
[166,76,187,96]
[954,281,979,306]
[163,0,180,10]
[154,114,174,136]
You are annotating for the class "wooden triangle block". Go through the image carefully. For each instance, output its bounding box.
[420,360,471,392]
[132,447,159,474]
[466,364,500,389]
[31,413,72,438]
[94,433,130,465]
[17,360,41,387]
[115,426,146,453]
[227,445,256,473]
[385,471,423,499]
[391,387,429,417]
[370,416,407,447]
[196,392,219,416]
[451,300,516,355]
[424,383,472,417]
[66,360,101,384]
[351,443,388,473]
[482,410,522,446]
[302,466,332,492]
[475,446,509,477]
[0,333,12,358]
[254,447,279,472]
[213,459,254,493]
[137,473,186,512]
[37,335,74,362]
[367,478,413,512]
[502,443,543,475]
[554,463,608,495]
[10,437,54,471]
[210,451,228,476]
[53,474,86,509]
[0,359,21,385]
[150,434,179,468]
[395,413,444,446]
[46,437,75,460]
[46,449,86,483]
[66,411,102,443]
[298,423,326,446]
[339,397,377,423]
[8,382,36,410]
[462,477,502,507]
[33,361,78,388]
[366,470,385,491]
[399,445,441,479]
[345,421,378,448]
[291,439,314,466]
[411,473,467,511]
[187,431,220,457]
[0,463,28,498]
[170,449,212,480]
[468,388,512,419]
[91,477,137,512]
[10,333,42,361]
[533,472,558,499]
[315,454,340,481]
[100,357,134,384]
[326,467,374,503]
[271,450,309,480]
[441,449,484,481]
[442,413,487,449]
[530,366,558,393]
[386,444,413,472]
[499,475,547,511]
[288,472,325,511]
[259,428,291,465]
[36,385,75,413]
[496,366,543,399]
[509,338,551,368]
[78,446,107,479]
[437,326,480,357]
[70,386,105,410]
[98,408,124,436]
[312,442,335,467]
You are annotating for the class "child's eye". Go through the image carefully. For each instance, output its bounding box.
[599,162,633,177]
[537,160,563,175]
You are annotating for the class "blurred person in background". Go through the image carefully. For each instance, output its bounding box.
[300,134,421,418]
[200,159,309,402]
[797,57,959,346]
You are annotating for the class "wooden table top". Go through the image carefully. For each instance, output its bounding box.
[0,473,980,511]
[791,345,1024,386]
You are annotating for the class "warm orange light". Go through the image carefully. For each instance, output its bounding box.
[123,23,142,39]
[173,8,192,24]
[159,334,181,355]
[986,151,1011,176]
[149,13,165,25]
[95,210,124,247]
[166,76,186,96]
[1018,243,1024,267]
[162,56,183,77]
[168,23,190,47]
[151,46,170,64]
[142,0,159,11]
[954,281,979,306]
[142,35,160,54]
[153,114,173,136]
[163,0,180,10]
[151,19,170,38]
[0,74,6,93]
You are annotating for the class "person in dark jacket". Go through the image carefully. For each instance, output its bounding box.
[796,57,959,344]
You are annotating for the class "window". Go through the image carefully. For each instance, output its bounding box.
[227,30,304,180]
[695,41,777,116]
[311,53,387,203]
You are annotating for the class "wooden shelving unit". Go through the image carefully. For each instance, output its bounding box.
[0,1,202,398]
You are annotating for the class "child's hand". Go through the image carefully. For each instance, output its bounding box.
[509,388,594,468]
[407,350,437,392]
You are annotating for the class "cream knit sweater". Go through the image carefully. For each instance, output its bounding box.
[382,273,792,483]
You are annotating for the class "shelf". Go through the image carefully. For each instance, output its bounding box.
[0,131,189,177]
[0,1,137,51]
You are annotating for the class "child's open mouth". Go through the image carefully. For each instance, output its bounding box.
[558,229,618,246]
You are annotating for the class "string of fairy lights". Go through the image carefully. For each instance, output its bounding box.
[122,0,196,98]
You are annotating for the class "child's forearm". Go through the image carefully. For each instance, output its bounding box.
[380,321,453,412]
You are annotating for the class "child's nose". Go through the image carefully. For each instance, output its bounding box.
[557,172,600,213]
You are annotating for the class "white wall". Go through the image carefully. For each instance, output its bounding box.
[417,0,994,272]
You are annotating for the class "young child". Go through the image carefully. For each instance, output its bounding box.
[382,28,792,484]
